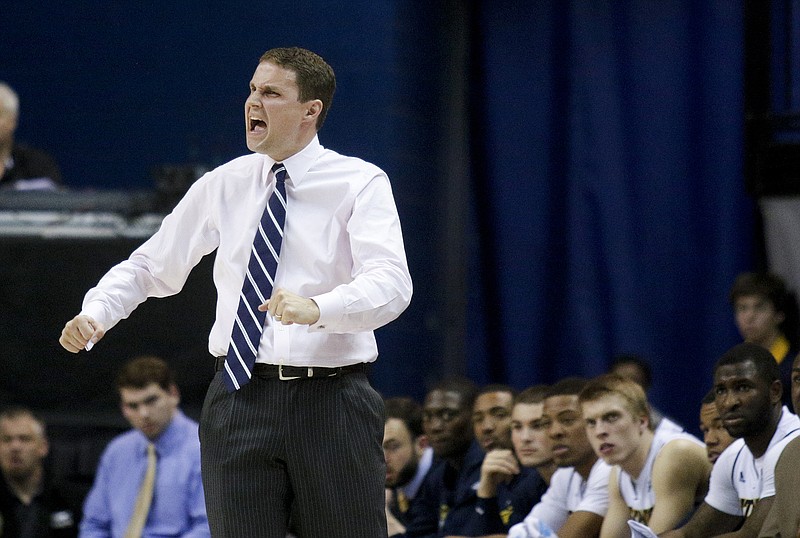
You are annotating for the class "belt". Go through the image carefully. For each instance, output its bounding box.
[214,357,367,380]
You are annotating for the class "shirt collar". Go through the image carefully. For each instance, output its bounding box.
[402,447,433,500]
[134,409,187,454]
[262,135,323,188]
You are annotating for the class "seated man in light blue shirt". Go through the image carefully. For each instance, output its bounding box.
[80,356,210,537]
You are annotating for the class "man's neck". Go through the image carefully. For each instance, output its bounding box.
[267,132,316,163]
[745,405,783,459]
[574,454,598,480]
[752,330,782,351]
[621,430,654,479]
[3,467,44,505]
[536,460,559,485]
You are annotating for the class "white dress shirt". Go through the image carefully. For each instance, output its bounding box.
[81,136,412,367]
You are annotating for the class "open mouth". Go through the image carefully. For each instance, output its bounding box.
[249,116,267,132]
[599,442,614,455]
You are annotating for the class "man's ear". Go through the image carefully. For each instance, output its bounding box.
[415,434,429,456]
[305,100,322,121]
[639,413,650,433]
[770,379,783,406]
[169,383,181,403]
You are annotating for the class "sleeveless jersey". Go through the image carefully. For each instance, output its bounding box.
[617,428,703,523]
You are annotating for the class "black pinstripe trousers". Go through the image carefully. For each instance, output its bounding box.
[199,369,388,538]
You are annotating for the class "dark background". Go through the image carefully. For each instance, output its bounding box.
[2,0,798,437]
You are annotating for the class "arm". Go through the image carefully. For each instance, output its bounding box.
[757,438,800,538]
[79,453,114,538]
[60,175,218,353]
[659,503,742,538]
[647,440,711,534]
[711,496,774,538]
[461,451,525,536]
[60,314,105,353]
[599,468,630,538]
[180,461,211,537]
[477,449,520,498]
[309,174,413,333]
[558,511,604,538]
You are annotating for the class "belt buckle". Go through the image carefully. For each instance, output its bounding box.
[278,365,301,381]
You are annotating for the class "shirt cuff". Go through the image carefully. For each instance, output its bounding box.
[80,302,110,331]
[308,289,344,331]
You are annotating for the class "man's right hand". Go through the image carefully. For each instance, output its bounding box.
[60,315,105,353]
[477,449,520,498]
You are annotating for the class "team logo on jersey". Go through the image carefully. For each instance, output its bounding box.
[740,498,757,518]
[439,504,449,528]
[629,507,653,524]
[500,505,514,525]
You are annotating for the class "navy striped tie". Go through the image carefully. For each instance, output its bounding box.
[224,162,288,391]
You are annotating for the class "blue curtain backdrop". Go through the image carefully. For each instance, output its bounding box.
[1,1,754,430]
[467,0,753,428]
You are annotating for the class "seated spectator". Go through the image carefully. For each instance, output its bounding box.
[730,271,798,407]
[0,82,62,190]
[80,356,210,537]
[758,351,800,538]
[508,378,611,538]
[698,389,735,465]
[392,377,479,537]
[509,385,557,486]
[384,397,434,530]
[0,406,81,537]
[579,374,710,536]
[661,343,800,538]
[464,385,549,535]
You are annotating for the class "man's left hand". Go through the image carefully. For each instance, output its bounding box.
[261,288,321,325]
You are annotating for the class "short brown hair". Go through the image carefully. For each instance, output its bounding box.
[579,374,652,429]
[385,397,424,438]
[116,356,175,392]
[259,47,336,131]
[729,272,788,312]
[515,384,549,405]
[0,406,46,437]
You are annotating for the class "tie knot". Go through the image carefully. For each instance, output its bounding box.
[272,162,287,183]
